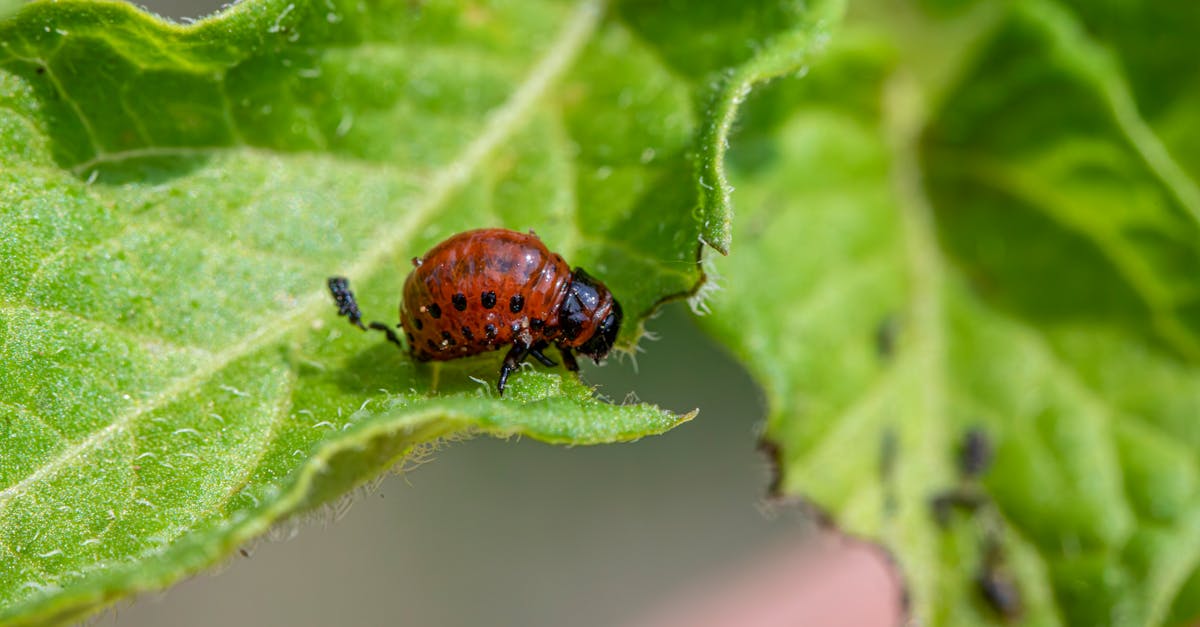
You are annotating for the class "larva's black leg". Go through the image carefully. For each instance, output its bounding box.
[328,277,366,330]
[498,340,530,395]
[559,346,579,372]
[328,277,404,352]
[528,341,557,367]
[529,349,557,367]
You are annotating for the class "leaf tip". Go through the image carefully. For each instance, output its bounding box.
[699,231,731,257]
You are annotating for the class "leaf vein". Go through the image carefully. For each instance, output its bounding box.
[883,72,954,619]
[1018,0,1200,230]
[0,44,104,161]
[951,151,1200,359]
[0,303,208,359]
[0,399,68,446]
[207,368,295,520]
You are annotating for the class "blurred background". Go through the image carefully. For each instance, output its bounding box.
[93,2,897,626]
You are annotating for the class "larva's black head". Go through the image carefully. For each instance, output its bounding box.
[559,268,622,362]
[578,300,622,362]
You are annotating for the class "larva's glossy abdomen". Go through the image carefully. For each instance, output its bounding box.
[400,229,572,361]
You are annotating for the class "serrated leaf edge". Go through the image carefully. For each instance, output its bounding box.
[695,0,848,255]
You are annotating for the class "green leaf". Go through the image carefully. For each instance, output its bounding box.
[701,1,1200,625]
[614,0,847,254]
[0,0,832,623]
[0,1,19,21]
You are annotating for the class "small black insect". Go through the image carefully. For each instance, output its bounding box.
[959,427,993,480]
[874,314,901,360]
[977,542,1022,620]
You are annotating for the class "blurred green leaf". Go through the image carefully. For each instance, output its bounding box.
[701,1,1200,625]
[0,0,834,623]
[0,0,20,20]
[614,1,846,254]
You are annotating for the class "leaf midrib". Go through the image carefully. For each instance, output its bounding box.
[881,71,953,622]
[0,0,606,509]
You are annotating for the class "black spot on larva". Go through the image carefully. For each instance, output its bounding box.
[35,66,45,75]
[427,303,441,319]
[509,294,524,313]
[481,291,497,309]
[426,339,438,350]
[485,324,497,339]
[461,326,475,341]
[452,293,467,311]
[413,317,423,330]
[441,330,455,346]
[405,332,415,344]
[510,321,522,335]
[530,318,545,330]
